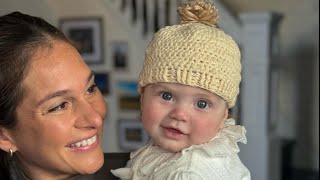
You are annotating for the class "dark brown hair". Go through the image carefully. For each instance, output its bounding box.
[0,11,70,179]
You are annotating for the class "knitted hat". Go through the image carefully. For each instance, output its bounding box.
[138,0,241,108]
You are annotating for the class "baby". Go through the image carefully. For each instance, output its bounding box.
[112,0,251,179]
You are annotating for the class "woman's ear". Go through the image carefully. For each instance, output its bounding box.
[0,127,17,152]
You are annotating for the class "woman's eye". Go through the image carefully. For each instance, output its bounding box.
[87,84,97,94]
[161,92,173,101]
[48,102,68,113]
[197,100,208,109]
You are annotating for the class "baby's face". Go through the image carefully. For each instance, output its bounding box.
[140,83,228,152]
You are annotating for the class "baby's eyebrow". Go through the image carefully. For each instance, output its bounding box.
[152,83,171,89]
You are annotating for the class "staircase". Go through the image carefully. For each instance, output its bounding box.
[104,0,180,45]
[104,0,241,46]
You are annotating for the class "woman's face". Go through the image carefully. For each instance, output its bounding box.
[9,40,107,179]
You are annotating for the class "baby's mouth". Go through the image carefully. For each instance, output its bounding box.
[66,135,97,148]
[165,127,183,134]
[162,125,186,136]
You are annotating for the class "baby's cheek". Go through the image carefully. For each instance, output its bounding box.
[193,122,220,142]
[141,104,161,121]
[141,109,157,128]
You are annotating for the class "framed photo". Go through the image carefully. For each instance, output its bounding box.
[118,119,149,151]
[117,81,140,110]
[111,41,128,70]
[60,18,103,64]
[94,72,110,95]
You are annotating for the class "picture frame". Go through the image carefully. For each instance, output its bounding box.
[94,72,110,95]
[60,18,103,64]
[118,119,149,151]
[111,41,128,70]
[116,80,140,110]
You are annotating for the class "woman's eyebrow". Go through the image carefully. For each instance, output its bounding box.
[87,71,94,83]
[36,90,70,107]
[36,71,94,107]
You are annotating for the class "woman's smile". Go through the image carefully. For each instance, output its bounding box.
[66,135,99,151]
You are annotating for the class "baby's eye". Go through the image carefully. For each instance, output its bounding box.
[48,102,68,113]
[87,84,97,94]
[196,100,208,109]
[161,92,173,101]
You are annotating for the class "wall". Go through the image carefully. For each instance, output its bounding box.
[222,0,319,171]
[312,29,319,170]
[0,0,146,153]
[0,0,53,22]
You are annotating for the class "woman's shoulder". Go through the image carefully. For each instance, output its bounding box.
[93,152,130,180]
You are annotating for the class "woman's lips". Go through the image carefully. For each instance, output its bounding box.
[66,135,97,148]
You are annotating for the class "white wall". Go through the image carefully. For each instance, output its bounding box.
[0,0,53,22]
[222,0,319,171]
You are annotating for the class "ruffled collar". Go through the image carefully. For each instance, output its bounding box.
[112,118,247,179]
[139,119,246,175]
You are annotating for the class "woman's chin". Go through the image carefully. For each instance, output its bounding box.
[77,152,104,174]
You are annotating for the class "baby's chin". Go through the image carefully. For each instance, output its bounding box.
[156,141,190,153]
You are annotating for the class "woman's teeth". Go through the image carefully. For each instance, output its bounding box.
[69,135,97,147]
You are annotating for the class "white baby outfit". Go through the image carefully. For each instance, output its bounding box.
[111,119,251,180]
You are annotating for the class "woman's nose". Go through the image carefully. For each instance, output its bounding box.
[75,100,105,129]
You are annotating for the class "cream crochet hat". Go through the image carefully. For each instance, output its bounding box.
[138,0,241,108]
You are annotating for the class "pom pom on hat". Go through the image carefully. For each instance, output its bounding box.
[138,0,241,108]
[178,0,219,26]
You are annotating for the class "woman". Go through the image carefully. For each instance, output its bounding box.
[0,12,108,179]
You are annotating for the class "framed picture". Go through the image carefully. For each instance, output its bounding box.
[111,41,128,70]
[94,72,110,95]
[60,18,103,64]
[118,119,149,151]
[117,81,140,110]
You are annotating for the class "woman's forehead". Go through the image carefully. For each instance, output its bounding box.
[21,41,89,99]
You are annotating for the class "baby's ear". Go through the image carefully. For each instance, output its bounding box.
[0,127,17,152]
[224,108,229,120]
[219,108,229,129]
[140,94,144,109]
